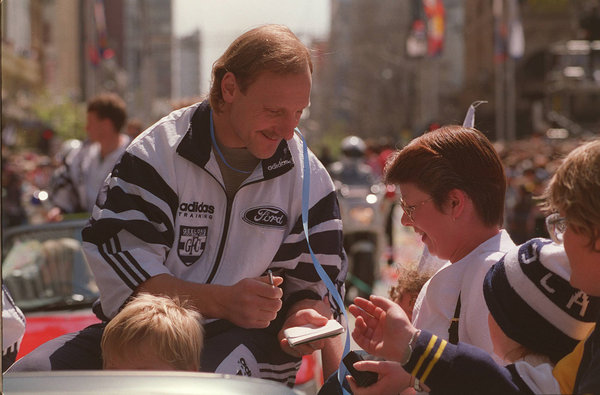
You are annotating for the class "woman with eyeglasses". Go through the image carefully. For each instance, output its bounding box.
[340,126,517,395]
[384,125,516,356]
[330,125,515,395]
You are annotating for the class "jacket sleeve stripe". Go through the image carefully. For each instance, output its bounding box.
[111,235,151,280]
[283,261,341,283]
[288,191,341,235]
[112,152,179,218]
[421,338,447,383]
[98,241,138,290]
[412,334,439,377]
[274,229,344,261]
[100,185,174,242]
[83,217,172,247]
[105,237,147,284]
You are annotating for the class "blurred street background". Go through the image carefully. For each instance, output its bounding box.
[3,0,600,291]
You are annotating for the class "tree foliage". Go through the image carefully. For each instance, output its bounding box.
[30,91,86,141]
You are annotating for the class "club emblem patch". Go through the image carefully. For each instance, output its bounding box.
[178,226,207,265]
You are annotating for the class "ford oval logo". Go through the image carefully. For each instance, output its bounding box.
[242,206,288,228]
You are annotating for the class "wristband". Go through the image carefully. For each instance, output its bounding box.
[401,329,421,366]
[414,377,423,392]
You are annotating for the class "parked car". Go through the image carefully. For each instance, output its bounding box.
[3,371,305,394]
[1,220,321,393]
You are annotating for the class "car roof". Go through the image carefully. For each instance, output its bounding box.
[3,371,303,394]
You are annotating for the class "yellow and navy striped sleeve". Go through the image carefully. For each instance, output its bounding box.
[403,330,535,395]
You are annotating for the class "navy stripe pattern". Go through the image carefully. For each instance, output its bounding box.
[83,152,178,292]
[274,190,346,319]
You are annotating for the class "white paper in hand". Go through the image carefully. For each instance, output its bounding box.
[283,319,344,347]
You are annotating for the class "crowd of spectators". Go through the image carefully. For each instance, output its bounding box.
[497,133,589,244]
[2,131,593,241]
[357,132,593,246]
[2,148,57,228]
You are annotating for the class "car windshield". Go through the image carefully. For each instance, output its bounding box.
[2,220,99,312]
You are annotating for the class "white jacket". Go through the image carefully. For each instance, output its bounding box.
[413,230,515,359]
[51,136,129,213]
[82,101,347,320]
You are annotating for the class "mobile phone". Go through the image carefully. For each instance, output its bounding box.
[283,320,344,347]
[343,350,378,387]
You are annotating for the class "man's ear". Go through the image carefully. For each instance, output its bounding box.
[221,72,237,104]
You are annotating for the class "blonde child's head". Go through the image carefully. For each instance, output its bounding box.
[102,293,203,371]
[389,261,434,321]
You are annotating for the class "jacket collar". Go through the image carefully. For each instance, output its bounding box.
[176,101,294,180]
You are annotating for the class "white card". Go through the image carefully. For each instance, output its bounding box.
[283,319,344,347]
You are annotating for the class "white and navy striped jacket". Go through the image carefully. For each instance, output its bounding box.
[82,101,347,322]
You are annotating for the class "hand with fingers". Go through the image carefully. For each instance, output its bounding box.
[220,274,284,329]
[278,298,335,357]
[346,360,412,395]
[348,295,417,363]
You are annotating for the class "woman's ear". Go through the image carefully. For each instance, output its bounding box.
[447,188,467,219]
[221,72,237,104]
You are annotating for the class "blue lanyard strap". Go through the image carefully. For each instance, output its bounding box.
[210,109,253,174]
[296,128,351,393]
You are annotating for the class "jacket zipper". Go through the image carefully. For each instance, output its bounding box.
[204,175,267,284]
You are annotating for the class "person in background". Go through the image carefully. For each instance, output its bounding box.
[47,92,129,220]
[388,261,434,322]
[348,138,600,395]
[102,293,203,371]
[2,285,26,372]
[125,118,144,141]
[1,155,28,228]
[11,25,347,388]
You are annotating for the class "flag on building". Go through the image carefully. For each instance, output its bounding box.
[508,0,525,59]
[423,0,445,56]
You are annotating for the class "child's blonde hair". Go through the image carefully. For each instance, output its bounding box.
[389,261,433,304]
[101,293,203,371]
[541,139,600,251]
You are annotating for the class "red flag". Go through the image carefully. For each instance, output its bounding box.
[423,0,445,56]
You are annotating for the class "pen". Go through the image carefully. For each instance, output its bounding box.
[267,269,274,286]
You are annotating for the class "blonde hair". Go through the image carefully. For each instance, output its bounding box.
[389,261,433,304]
[101,293,203,371]
[541,139,600,251]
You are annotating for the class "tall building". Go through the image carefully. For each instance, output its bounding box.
[123,0,173,122]
[463,0,586,139]
[172,30,202,101]
[312,0,464,144]
[2,0,44,136]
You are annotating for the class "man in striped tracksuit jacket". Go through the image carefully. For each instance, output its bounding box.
[10,25,347,387]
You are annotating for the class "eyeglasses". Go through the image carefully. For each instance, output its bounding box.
[546,213,567,244]
[399,196,434,222]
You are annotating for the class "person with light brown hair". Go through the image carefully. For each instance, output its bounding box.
[209,24,312,116]
[11,25,346,388]
[48,92,129,219]
[102,293,203,371]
